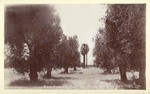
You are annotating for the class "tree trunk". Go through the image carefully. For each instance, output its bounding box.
[64,56,69,73]
[73,62,77,71]
[107,69,112,74]
[64,66,68,73]
[83,55,85,68]
[74,66,77,71]
[86,54,88,66]
[139,59,146,89]
[119,63,128,83]
[46,67,52,78]
[29,66,38,82]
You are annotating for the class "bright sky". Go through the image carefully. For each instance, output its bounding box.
[55,4,107,65]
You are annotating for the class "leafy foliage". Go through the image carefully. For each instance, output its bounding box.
[93,4,145,87]
[68,35,80,67]
[93,29,116,73]
[105,4,145,71]
[5,5,63,80]
[80,44,89,56]
[56,35,80,72]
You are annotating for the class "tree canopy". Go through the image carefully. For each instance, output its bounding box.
[93,4,145,88]
[5,5,63,81]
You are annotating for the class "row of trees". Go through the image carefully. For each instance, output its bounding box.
[93,4,146,89]
[57,35,80,73]
[4,5,80,81]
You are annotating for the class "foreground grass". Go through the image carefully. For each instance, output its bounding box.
[9,78,68,87]
[5,67,140,89]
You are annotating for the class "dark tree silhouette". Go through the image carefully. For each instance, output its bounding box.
[93,29,116,73]
[104,4,145,88]
[94,4,145,89]
[5,5,63,81]
[57,35,80,73]
[68,35,80,71]
[57,35,70,73]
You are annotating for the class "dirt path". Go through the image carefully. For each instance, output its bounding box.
[50,67,121,89]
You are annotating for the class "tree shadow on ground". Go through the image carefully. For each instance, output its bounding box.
[101,72,119,75]
[68,71,83,74]
[42,75,75,79]
[43,76,76,80]
[60,70,83,74]
[102,79,140,89]
[9,78,69,87]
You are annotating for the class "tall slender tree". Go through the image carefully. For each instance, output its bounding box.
[80,44,89,68]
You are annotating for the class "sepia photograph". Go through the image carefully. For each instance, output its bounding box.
[4,3,146,90]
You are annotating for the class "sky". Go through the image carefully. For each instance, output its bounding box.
[55,4,107,65]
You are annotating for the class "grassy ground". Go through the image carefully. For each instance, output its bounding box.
[4,67,139,89]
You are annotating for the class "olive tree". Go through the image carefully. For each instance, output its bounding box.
[5,5,63,81]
